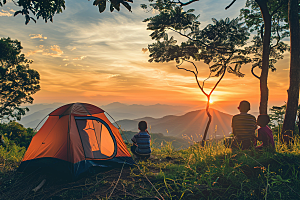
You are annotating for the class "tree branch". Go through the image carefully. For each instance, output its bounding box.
[251,65,261,79]
[208,66,227,96]
[167,27,236,54]
[178,0,200,6]
[271,18,281,49]
[261,23,264,41]
[176,60,208,97]
[202,70,212,89]
[185,60,198,75]
[225,0,236,10]
[270,0,286,17]
[167,27,209,48]
[208,53,234,96]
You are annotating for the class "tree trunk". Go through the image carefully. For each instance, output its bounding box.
[201,96,212,146]
[281,0,300,144]
[256,0,271,115]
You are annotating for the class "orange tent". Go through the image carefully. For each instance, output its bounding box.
[19,103,134,178]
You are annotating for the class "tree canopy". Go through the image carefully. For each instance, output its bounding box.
[0,37,40,120]
[144,3,251,143]
[0,0,133,24]
[240,0,289,78]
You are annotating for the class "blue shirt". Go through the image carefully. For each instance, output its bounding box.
[131,131,151,155]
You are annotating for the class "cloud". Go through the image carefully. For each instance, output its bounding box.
[26,49,44,57]
[0,9,13,17]
[63,58,69,61]
[26,45,63,57]
[71,47,77,51]
[29,34,47,40]
[73,56,87,60]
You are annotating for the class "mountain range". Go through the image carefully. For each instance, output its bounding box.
[117,108,233,141]
[18,102,190,128]
[17,103,233,141]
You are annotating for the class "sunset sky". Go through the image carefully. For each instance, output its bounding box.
[0,0,291,115]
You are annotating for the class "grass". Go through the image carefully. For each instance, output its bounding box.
[0,131,300,199]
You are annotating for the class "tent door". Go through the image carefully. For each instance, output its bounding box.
[75,117,116,159]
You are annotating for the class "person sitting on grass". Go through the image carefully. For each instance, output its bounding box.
[131,121,151,160]
[231,100,257,150]
[255,114,275,150]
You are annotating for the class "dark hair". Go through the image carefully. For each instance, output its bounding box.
[257,114,270,126]
[239,100,250,112]
[138,121,147,131]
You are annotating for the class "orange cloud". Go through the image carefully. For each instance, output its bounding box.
[0,9,13,17]
[26,45,63,57]
[29,34,47,40]
[73,56,87,60]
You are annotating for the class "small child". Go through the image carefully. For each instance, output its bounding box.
[255,114,275,150]
[131,121,151,160]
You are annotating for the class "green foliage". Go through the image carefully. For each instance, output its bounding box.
[144,3,252,79]
[0,136,26,173]
[269,105,286,129]
[0,0,132,24]
[0,37,40,121]
[0,121,35,148]
[240,0,289,74]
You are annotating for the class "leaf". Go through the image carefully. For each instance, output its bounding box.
[93,0,102,6]
[25,15,30,25]
[186,9,195,13]
[140,4,147,9]
[30,17,37,23]
[114,1,120,11]
[14,11,23,17]
[110,3,114,12]
[98,0,106,13]
[121,1,131,12]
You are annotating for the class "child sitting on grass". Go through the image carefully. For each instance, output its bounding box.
[255,114,275,150]
[131,121,151,160]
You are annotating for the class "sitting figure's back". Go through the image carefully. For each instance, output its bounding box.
[256,114,275,150]
[131,121,151,159]
[231,100,257,150]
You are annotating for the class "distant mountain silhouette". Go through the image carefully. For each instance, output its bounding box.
[18,102,191,128]
[117,108,233,141]
[102,102,190,120]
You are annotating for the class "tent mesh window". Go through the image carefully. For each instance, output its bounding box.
[76,119,115,159]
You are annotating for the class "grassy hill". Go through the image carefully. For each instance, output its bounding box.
[0,128,300,199]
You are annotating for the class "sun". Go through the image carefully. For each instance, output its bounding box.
[209,99,214,104]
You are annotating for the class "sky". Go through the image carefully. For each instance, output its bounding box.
[0,0,291,115]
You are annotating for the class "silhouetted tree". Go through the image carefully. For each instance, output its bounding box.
[144,5,251,145]
[280,0,300,143]
[228,0,289,115]
[0,37,40,120]
[0,0,132,24]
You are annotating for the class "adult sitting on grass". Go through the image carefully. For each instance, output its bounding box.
[255,114,275,150]
[231,100,257,150]
[131,121,151,160]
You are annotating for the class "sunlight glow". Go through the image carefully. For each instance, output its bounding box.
[209,99,214,104]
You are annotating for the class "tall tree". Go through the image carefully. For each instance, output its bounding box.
[0,37,40,120]
[281,0,300,143]
[230,0,289,115]
[0,0,133,24]
[143,4,251,144]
